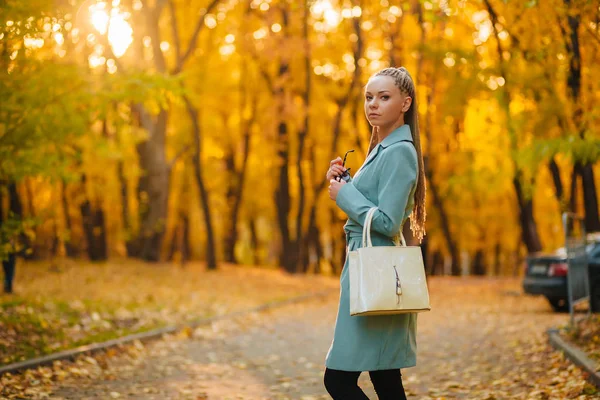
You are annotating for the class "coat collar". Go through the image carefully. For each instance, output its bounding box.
[380,124,413,148]
[355,124,413,176]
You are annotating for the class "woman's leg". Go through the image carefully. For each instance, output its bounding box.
[368,369,407,400]
[324,368,369,400]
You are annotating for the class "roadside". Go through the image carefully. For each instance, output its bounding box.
[560,314,600,371]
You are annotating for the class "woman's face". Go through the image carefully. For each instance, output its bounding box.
[364,75,412,128]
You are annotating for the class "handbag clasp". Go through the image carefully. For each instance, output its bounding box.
[393,265,402,304]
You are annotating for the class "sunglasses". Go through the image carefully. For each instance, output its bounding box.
[337,149,355,182]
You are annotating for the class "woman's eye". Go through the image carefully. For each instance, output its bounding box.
[365,96,373,100]
[381,96,389,100]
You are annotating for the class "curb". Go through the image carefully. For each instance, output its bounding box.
[0,288,336,376]
[547,328,600,388]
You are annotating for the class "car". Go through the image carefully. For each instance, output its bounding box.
[522,235,600,312]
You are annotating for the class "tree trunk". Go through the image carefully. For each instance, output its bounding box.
[548,157,565,212]
[1,182,19,293]
[223,62,254,264]
[275,118,293,272]
[569,163,579,214]
[304,224,323,274]
[116,160,135,257]
[274,5,295,273]
[169,213,191,267]
[472,249,486,276]
[294,0,312,275]
[248,217,259,266]
[581,163,600,232]
[184,97,217,270]
[494,242,501,276]
[79,175,108,261]
[1,182,16,292]
[180,214,190,266]
[513,175,542,253]
[167,221,178,262]
[223,149,238,263]
[131,107,170,262]
[61,180,78,257]
[430,250,444,276]
[563,0,600,232]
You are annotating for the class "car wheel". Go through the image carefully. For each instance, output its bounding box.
[546,296,570,313]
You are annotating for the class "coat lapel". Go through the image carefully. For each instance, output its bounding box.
[355,144,381,175]
[354,125,413,176]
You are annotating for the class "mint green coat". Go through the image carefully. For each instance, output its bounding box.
[325,124,419,372]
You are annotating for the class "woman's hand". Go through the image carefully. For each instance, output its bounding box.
[329,178,347,201]
[326,157,347,182]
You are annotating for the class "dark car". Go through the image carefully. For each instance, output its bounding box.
[523,236,600,312]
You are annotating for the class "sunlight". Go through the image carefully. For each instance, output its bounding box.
[89,2,133,58]
[311,0,341,31]
[90,8,109,34]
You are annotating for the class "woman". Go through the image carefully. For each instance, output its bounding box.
[324,66,427,399]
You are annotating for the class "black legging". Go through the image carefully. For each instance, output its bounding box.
[324,367,407,400]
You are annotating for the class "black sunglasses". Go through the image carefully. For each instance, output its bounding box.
[337,149,355,182]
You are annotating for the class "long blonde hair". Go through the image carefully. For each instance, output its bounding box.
[367,66,427,242]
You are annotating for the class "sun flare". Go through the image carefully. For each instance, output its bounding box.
[89,2,133,58]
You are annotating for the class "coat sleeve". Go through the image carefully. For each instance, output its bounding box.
[335,142,417,237]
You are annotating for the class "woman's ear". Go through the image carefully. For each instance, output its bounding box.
[402,96,412,113]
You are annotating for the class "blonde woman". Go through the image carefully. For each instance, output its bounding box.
[324,67,426,399]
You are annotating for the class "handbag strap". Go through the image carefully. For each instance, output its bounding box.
[362,207,377,248]
[362,206,407,248]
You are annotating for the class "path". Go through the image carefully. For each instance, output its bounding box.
[21,278,597,399]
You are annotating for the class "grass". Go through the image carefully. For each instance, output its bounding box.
[0,258,339,366]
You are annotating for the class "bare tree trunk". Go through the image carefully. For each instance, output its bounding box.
[184,97,217,270]
[513,174,542,252]
[295,0,312,274]
[223,148,237,262]
[272,5,296,273]
[569,162,580,213]
[563,0,600,231]
[223,85,254,263]
[581,164,600,231]
[548,157,565,212]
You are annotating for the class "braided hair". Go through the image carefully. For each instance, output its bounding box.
[367,66,427,242]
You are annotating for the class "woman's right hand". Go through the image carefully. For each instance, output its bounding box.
[326,157,346,181]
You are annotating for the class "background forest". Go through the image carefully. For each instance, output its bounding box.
[2,0,600,282]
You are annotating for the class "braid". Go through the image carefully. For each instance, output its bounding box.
[367,67,427,242]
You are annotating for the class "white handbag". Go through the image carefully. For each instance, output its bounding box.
[349,206,431,316]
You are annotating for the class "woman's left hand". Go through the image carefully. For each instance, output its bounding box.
[328,178,347,201]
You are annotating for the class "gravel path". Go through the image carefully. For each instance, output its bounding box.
[32,278,596,399]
